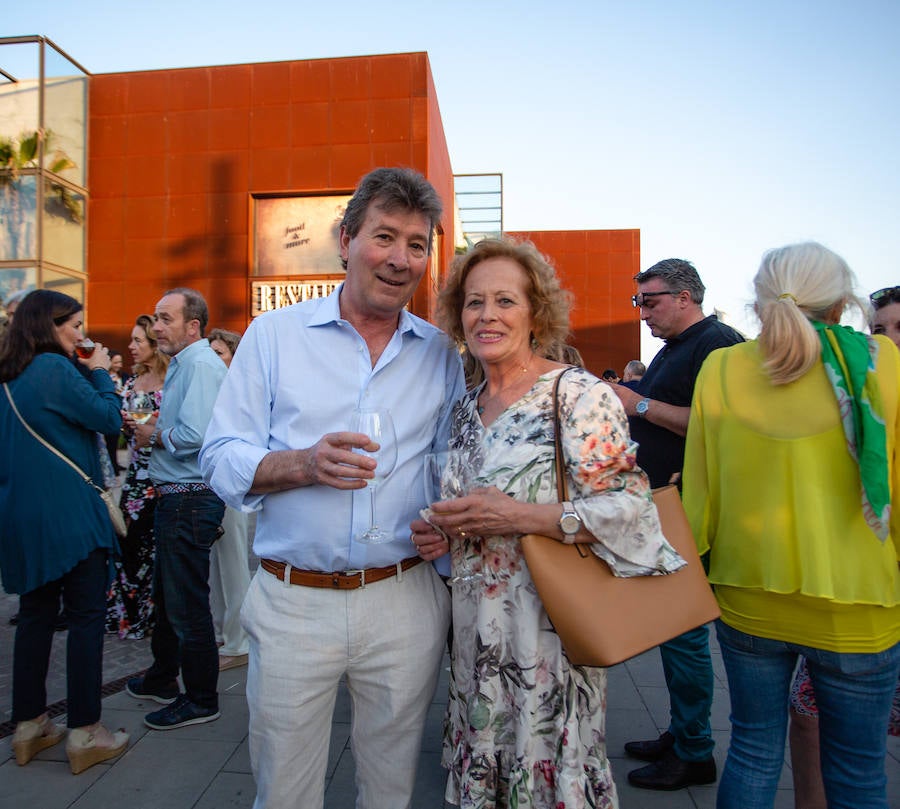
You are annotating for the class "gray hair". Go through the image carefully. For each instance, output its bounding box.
[635,258,705,305]
[339,167,443,269]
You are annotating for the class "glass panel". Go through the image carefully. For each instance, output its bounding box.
[0,41,40,144]
[43,43,87,187]
[0,173,38,260]
[42,266,84,306]
[0,266,37,311]
[43,183,85,271]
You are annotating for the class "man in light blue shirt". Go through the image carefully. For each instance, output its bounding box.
[201,168,465,809]
[126,288,227,732]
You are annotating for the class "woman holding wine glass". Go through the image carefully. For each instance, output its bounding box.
[411,238,683,809]
[106,314,170,639]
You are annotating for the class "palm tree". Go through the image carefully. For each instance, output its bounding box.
[0,129,82,261]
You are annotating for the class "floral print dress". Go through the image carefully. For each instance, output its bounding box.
[106,379,162,639]
[442,367,683,809]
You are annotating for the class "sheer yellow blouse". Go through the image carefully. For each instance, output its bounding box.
[683,338,900,653]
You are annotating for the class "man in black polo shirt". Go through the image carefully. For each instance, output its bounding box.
[612,258,744,791]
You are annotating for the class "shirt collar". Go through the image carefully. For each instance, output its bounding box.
[170,337,210,364]
[308,283,426,340]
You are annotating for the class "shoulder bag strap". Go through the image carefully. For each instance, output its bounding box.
[552,367,592,557]
[551,367,571,501]
[3,381,104,495]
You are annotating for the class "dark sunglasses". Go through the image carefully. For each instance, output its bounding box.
[631,290,678,308]
[870,287,900,308]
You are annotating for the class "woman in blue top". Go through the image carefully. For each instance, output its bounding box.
[0,290,129,774]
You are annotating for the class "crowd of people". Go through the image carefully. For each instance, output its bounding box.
[1,165,898,809]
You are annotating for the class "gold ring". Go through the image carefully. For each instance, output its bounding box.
[459,529,467,538]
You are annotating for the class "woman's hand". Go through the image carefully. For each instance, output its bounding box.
[427,486,522,539]
[410,517,450,561]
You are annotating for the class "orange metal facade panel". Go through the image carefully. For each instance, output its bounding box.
[371,98,411,143]
[371,55,414,99]
[125,153,168,198]
[209,151,250,192]
[167,195,207,240]
[289,147,332,188]
[209,108,252,151]
[87,240,124,281]
[167,71,210,111]
[125,113,167,156]
[330,58,371,101]
[210,64,252,109]
[89,74,127,112]
[90,115,128,158]
[331,100,371,144]
[251,62,292,106]
[250,106,292,149]
[126,73,170,113]
[289,60,332,103]
[249,148,294,190]
[124,197,167,240]
[168,153,212,195]
[168,110,211,154]
[331,144,375,188]
[371,142,414,169]
[290,103,330,147]
[88,198,125,241]
[88,157,127,200]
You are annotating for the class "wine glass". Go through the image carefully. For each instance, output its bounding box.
[424,449,483,586]
[352,408,398,544]
[75,337,96,359]
[125,391,156,425]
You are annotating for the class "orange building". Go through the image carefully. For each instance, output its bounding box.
[0,37,640,376]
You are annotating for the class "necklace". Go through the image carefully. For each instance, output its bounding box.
[477,357,533,415]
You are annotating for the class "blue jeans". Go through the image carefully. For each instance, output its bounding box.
[659,622,715,760]
[715,620,900,809]
[14,548,108,727]
[146,490,224,710]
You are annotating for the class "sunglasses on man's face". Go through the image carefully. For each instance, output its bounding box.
[631,290,678,308]
[870,287,900,308]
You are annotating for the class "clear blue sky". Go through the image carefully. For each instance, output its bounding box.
[6,0,899,361]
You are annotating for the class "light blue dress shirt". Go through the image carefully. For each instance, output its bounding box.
[200,286,466,573]
[149,338,227,485]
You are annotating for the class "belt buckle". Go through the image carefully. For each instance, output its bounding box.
[343,569,366,589]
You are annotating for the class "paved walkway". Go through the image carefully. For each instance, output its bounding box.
[1,565,898,807]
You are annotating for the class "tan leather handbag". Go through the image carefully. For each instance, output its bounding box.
[520,370,719,667]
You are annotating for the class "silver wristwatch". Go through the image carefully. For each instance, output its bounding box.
[558,501,582,543]
[635,398,651,418]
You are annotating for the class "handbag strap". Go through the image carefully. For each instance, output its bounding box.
[3,381,104,496]
[551,367,572,502]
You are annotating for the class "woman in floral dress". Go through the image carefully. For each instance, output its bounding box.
[411,239,683,809]
[106,315,169,639]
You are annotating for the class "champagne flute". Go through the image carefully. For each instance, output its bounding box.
[125,391,156,425]
[352,408,398,544]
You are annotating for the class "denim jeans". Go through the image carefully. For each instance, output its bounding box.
[14,548,108,727]
[659,622,715,760]
[715,620,900,809]
[146,490,224,710]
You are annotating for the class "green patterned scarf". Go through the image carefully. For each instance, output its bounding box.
[812,320,890,540]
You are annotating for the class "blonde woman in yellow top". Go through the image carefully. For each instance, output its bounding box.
[683,242,900,809]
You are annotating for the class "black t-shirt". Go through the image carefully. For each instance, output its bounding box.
[630,315,744,487]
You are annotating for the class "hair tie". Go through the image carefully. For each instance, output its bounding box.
[777,292,798,303]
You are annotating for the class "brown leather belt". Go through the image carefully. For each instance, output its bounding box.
[260,556,423,590]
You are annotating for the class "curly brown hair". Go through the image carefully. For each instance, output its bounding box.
[436,238,572,358]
